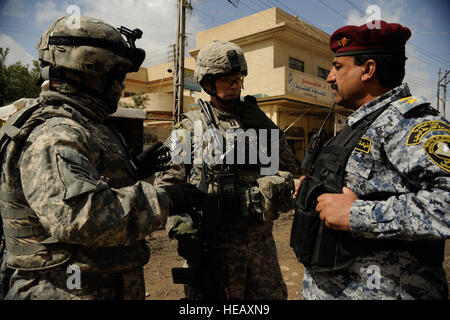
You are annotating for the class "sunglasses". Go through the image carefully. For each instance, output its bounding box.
[216,74,244,87]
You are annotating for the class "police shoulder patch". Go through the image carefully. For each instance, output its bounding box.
[424,135,450,172]
[406,121,450,145]
[355,137,372,153]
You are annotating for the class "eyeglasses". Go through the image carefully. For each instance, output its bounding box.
[216,74,244,87]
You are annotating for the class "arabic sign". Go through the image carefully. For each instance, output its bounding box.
[287,71,335,105]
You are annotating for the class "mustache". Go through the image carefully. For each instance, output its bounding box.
[330,83,338,90]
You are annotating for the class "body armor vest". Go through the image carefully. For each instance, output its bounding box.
[0,99,73,270]
[182,106,263,220]
[0,99,148,271]
[290,105,444,272]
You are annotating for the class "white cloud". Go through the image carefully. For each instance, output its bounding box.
[35,1,68,26]
[0,33,35,67]
[75,0,205,67]
[344,0,438,104]
[27,0,205,68]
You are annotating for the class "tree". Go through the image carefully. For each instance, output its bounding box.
[0,47,41,106]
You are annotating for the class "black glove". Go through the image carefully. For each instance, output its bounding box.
[168,215,201,266]
[163,184,207,215]
[135,141,170,180]
[239,96,280,130]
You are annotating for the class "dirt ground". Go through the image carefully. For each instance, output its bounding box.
[144,210,450,300]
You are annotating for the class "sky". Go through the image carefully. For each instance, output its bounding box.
[0,0,449,118]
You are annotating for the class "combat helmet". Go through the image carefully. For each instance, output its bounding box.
[37,16,145,98]
[194,40,247,96]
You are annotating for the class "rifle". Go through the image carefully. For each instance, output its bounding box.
[300,103,336,176]
[171,99,231,299]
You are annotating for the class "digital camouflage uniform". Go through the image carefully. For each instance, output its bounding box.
[156,99,296,300]
[0,16,171,300]
[303,83,450,300]
[0,91,171,300]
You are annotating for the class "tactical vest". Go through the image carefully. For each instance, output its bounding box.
[180,103,293,221]
[0,98,74,270]
[290,104,444,272]
[0,98,150,272]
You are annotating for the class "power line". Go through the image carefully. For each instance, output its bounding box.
[344,0,365,15]
[273,0,317,27]
[318,0,348,20]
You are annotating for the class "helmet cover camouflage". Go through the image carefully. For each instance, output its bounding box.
[37,16,137,76]
[194,40,247,84]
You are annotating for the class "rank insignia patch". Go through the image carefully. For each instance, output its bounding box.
[407,121,450,145]
[337,37,351,47]
[355,137,372,153]
[424,135,450,172]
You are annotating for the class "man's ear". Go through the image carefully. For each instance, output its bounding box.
[361,59,376,83]
[201,80,212,92]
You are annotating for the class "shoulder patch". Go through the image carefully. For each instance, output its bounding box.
[174,122,183,129]
[394,95,433,116]
[406,121,450,145]
[355,137,372,153]
[424,135,450,172]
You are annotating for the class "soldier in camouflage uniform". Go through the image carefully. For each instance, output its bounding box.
[292,21,449,299]
[155,40,296,300]
[0,16,203,300]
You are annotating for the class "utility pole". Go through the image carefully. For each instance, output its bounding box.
[173,0,192,123]
[437,69,440,112]
[437,69,449,119]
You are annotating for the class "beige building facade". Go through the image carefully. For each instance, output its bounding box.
[121,7,352,171]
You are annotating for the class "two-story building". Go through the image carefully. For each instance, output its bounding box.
[122,7,352,170]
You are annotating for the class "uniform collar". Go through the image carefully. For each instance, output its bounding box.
[41,90,111,123]
[347,83,411,126]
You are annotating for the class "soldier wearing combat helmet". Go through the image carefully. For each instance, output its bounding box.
[0,16,203,300]
[155,40,296,299]
[291,20,450,299]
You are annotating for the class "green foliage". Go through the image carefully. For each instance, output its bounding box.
[0,47,41,106]
[131,91,150,108]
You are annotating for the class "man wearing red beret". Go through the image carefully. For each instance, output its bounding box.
[291,21,449,299]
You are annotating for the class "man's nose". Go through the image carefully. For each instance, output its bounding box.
[326,70,335,83]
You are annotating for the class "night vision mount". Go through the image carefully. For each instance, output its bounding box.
[118,26,143,49]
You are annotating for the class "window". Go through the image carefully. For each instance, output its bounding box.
[318,67,329,80]
[289,57,304,72]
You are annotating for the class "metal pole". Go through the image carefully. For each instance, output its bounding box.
[444,72,447,118]
[173,0,186,124]
[437,68,440,112]
[177,0,186,123]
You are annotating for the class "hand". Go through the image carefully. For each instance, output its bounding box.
[163,184,207,215]
[239,100,279,130]
[293,175,306,199]
[168,215,201,265]
[168,215,198,240]
[135,142,170,180]
[315,187,358,231]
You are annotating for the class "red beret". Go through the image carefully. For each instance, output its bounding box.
[330,20,411,56]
